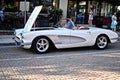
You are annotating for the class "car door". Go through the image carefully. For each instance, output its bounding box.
[70,29,93,47]
[51,28,72,48]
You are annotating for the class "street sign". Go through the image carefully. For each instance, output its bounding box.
[20,1,30,11]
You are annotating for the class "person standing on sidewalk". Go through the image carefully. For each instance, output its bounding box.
[111,12,117,31]
[0,5,5,22]
[88,8,93,25]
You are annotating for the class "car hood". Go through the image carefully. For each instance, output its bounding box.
[23,6,43,32]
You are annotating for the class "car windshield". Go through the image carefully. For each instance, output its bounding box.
[63,19,75,29]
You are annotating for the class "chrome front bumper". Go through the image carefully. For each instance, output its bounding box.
[13,36,32,49]
[13,36,22,45]
[110,37,119,43]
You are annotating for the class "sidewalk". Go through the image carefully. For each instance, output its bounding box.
[0,27,120,46]
[0,35,15,46]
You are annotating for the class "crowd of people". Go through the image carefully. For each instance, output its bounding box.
[67,7,120,31]
[0,5,5,23]
[0,3,120,31]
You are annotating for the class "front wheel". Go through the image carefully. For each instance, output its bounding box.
[32,37,50,53]
[95,35,108,49]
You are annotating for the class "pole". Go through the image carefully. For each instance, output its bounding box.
[24,0,27,25]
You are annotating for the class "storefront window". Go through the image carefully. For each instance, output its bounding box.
[89,1,114,17]
[53,0,59,8]
[67,0,86,23]
[4,0,18,12]
[35,0,53,6]
[78,1,86,14]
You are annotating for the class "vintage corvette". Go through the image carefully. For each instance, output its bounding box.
[14,6,119,53]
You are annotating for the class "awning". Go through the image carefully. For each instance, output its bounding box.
[88,0,120,6]
[17,0,33,1]
[97,0,120,6]
[4,0,14,3]
[4,0,33,3]
[104,0,120,6]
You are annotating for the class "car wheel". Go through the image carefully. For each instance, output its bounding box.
[95,35,108,49]
[33,37,50,53]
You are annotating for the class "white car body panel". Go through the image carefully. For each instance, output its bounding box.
[14,27,118,49]
[14,6,119,51]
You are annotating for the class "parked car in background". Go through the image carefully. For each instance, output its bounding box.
[14,6,119,53]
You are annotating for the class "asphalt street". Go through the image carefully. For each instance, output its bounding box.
[0,42,120,80]
[0,28,120,80]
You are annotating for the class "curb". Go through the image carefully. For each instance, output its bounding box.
[0,35,15,46]
[0,30,14,35]
[0,43,16,46]
[0,38,120,47]
[0,30,120,46]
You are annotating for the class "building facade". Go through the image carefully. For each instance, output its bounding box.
[0,0,118,18]
[59,0,118,24]
[0,0,119,30]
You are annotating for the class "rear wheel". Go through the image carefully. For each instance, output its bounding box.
[95,35,108,49]
[32,37,50,53]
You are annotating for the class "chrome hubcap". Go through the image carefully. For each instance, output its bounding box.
[36,38,49,53]
[97,36,107,49]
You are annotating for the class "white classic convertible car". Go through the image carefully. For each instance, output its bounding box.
[14,6,119,53]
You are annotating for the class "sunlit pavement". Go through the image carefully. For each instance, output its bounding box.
[0,53,120,80]
[0,27,120,80]
[0,46,120,80]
